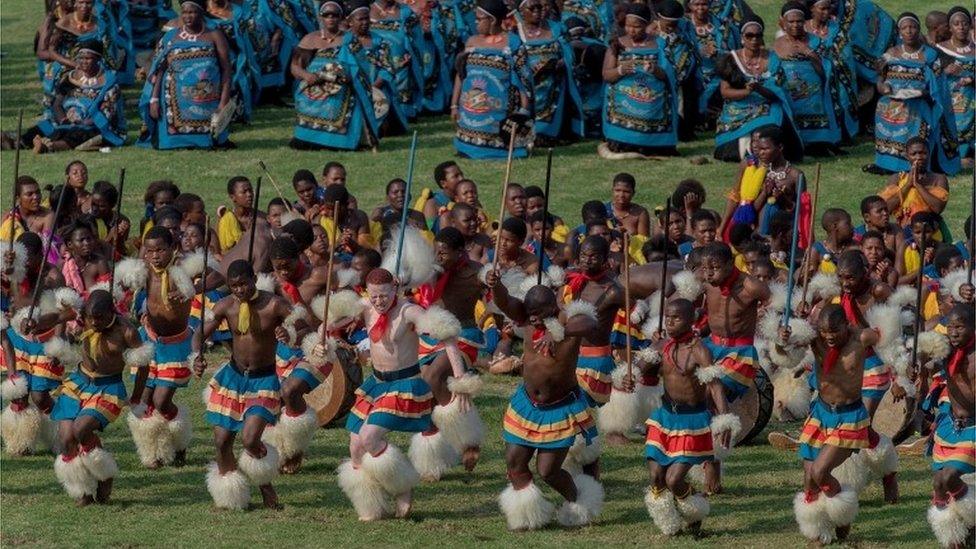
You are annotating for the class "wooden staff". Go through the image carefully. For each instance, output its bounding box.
[910,233,927,375]
[257,160,295,212]
[319,201,340,339]
[537,148,553,285]
[246,176,263,263]
[108,168,125,298]
[623,231,633,380]
[198,214,210,370]
[968,169,975,285]
[799,164,821,306]
[657,198,671,336]
[27,185,69,323]
[6,109,24,250]
[393,131,418,279]
[782,174,806,327]
[492,125,519,271]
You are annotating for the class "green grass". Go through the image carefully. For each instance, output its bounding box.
[0,0,971,546]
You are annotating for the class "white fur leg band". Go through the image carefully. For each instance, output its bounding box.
[205,462,251,510]
[408,430,458,481]
[54,454,97,500]
[268,409,319,460]
[499,481,555,531]
[337,459,393,520]
[237,444,280,486]
[361,444,420,496]
[675,491,710,526]
[928,487,976,547]
[557,474,604,527]
[1,376,29,401]
[645,487,683,535]
[80,445,119,481]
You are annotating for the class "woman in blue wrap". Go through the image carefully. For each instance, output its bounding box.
[399,0,456,113]
[369,0,425,119]
[347,0,409,135]
[564,17,606,137]
[937,6,975,169]
[199,0,260,121]
[136,0,233,150]
[687,0,739,128]
[835,0,895,85]
[516,0,585,143]
[561,0,614,43]
[806,0,859,140]
[713,15,801,163]
[451,0,533,159]
[598,3,679,159]
[870,12,960,176]
[289,1,380,151]
[128,0,177,65]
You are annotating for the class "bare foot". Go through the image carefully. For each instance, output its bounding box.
[95,478,113,504]
[882,474,898,504]
[259,484,282,510]
[280,453,303,475]
[395,490,412,519]
[31,135,45,154]
[462,447,480,472]
[604,432,632,446]
[173,450,187,468]
[703,462,722,495]
[77,494,94,507]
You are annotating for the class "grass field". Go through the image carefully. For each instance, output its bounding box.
[0,0,972,545]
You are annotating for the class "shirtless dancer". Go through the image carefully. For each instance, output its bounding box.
[335,268,469,520]
[781,305,878,544]
[699,243,770,493]
[409,227,487,480]
[489,274,605,530]
[196,260,298,510]
[122,227,199,468]
[51,290,152,505]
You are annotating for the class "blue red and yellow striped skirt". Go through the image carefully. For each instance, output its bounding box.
[645,399,715,466]
[345,366,433,435]
[502,385,597,450]
[798,398,870,461]
[930,401,975,474]
[576,345,615,407]
[419,326,484,367]
[702,334,758,401]
[189,288,232,342]
[51,370,126,429]
[205,362,281,432]
[5,327,64,392]
[138,323,193,389]
[860,349,891,402]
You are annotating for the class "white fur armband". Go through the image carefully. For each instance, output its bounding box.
[256,273,277,293]
[807,272,840,302]
[630,299,650,324]
[886,285,916,309]
[696,365,725,385]
[543,265,566,288]
[44,337,81,368]
[1,375,28,401]
[710,413,741,437]
[916,331,951,364]
[123,341,155,368]
[672,270,703,301]
[0,240,28,284]
[310,290,366,322]
[335,267,359,289]
[282,306,308,346]
[939,269,968,302]
[52,287,83,314]
[894,375,917,398]
[635,347,661,366]
[114,257,147,292]
[417,306,461,341]
[179,249,211,279]
[765,282,788,314]
[168,265,196,300]
[543,317,565,342]
[564,300,598,323]
[865,303,902,349]
[447,372,483,396]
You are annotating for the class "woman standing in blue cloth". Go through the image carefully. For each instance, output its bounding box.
[451,0,533,159]
[653,0,701,141]
[289,1,380,151]
[565,17,606,137]
[835,0,894,86]
[237,0,287,92]
[597,3,679,159]
[128,0,177,67]
[347,0,409,135]
[370,0,425,119]
[870,13,960,176]
[516,0,584,143]
[198,0,260,121]
[713,15,801,163]
[937,6,975,170]
[687,0,739,129]
[5,42,125,154]
[806,0,859,140]
[137,0,232,150]
[399,0,455,113]
[773,1,842,155]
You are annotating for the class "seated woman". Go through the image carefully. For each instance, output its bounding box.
[713,15,801,163]
[515,0,585,144]
[773,2,843,156]
[451,0,533,160]
[4,42,125,154]
[346,0,409,135]
[878,137,950,236]
[805,0,859,140]
[289,1,380,151]
[870,12,960,176]
[136,0,233,150]
[936,6,975,169]
[597,3,679,159]
[370,0,424,119]
[687,0,740,129]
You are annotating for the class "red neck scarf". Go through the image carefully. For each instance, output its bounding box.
[663,331,694,367]
[822,344,841,376]
[948,337,975,377]
[279,261,307,305]
[565,269,606,298]
[840,292,866,327]
[717,268,740,297]
[368,298,398,343]
[416,258,464,309]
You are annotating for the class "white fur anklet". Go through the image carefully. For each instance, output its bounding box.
[205,462,251,510]
[499,481,555,531]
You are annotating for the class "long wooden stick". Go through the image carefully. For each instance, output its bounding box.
[799,164,821,305]
[910,233,927,375]
[492,129,518,271]
[27,185,69,323]
[394,131,418,280]
[199,214,210,358]
[108,168,125,298]
[782,174,807,327]
[320,201,340,339]
[247,176,263,263]
[657,198,671,336]
[537,148,553,285]
[257,160,294,212]
[968,168,974,285]
[623,231,633,380]
[6,110,24,250]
